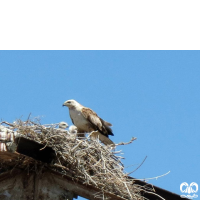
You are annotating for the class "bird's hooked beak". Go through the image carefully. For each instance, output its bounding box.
[62,100,74,108]
[62,101,67,107]
[62,100,69,107]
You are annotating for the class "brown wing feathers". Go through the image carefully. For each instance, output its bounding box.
[99,118,113,137]
[81,107,114,137]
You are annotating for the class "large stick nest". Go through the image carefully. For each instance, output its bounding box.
[0,119,150,200]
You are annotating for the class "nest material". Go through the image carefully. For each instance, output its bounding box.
[0,119,149,200]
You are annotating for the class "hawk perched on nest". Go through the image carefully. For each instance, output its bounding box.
[63,100,114,145]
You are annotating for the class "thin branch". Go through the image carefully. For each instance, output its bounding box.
[1,121,15,127]
[134,171,171,181]
[116,137,137,146]
[127,156,147,175]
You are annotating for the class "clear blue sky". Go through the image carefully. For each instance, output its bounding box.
[0,51,199,198]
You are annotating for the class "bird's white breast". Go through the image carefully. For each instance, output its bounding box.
[69,108,88,129]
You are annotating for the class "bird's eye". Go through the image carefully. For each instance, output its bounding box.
[68,101,71,104]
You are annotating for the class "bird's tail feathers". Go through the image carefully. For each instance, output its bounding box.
[90,131,115,146]
[100,118,114,136]
[98,134,115,145]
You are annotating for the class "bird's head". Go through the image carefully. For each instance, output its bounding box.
[62,99,79,108]
[69,125,78,134]
[59,121,69,129]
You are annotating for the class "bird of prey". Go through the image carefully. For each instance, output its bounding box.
[63,99,114,145]
[68,125,78,139]
[59,121,69,129]
[69,125,78,134]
